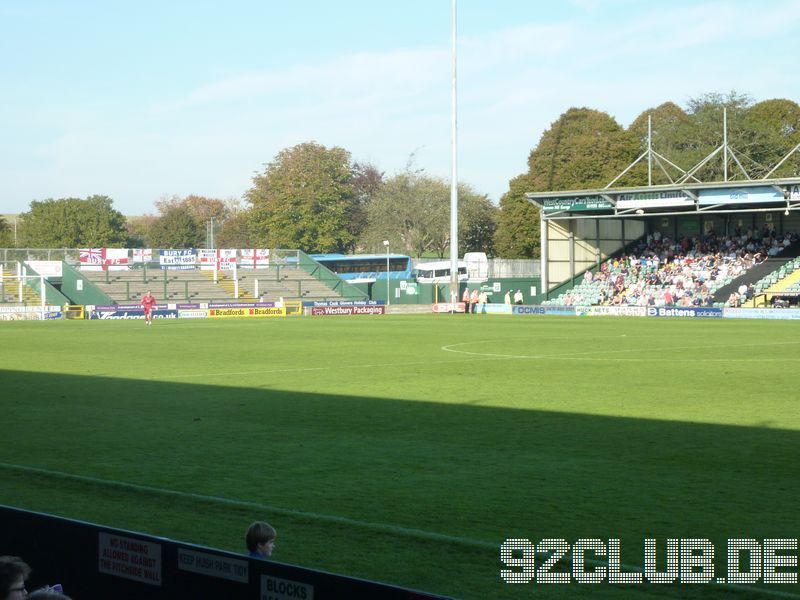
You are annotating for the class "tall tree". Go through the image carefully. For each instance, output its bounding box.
[214,199,252,248]
[363,170,497,257]
[627,102,693,185]
[0,216,12,247]
[125,215,157,248]
[737,99,800,178]
[457,185,498,257]
[348,161,384,252]
[362,171,441,256]
[155,194,227,227]
[494,173,540,258]
[17,195,127,247]
[246,142,357,252]
[670,91,753,180]
[494,108,634,258]
[147,205,203,248]
[528,108,640,191]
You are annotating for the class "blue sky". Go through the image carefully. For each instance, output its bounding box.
[2,0,799,216]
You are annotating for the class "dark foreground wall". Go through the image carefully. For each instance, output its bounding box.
[0,506,450,600]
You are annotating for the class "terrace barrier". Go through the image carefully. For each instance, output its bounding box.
[0,505,452,600]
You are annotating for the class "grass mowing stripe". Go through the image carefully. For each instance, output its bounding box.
[154,355,517,380]
[5,461,800,599]
[0,461,492,550]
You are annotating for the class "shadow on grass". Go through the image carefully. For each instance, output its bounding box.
[2,369,799,599]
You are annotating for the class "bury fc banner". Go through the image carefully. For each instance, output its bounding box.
[240,249,270,268]
[160,249,196,270]
[198,249,237,270]
[79,248,130,271]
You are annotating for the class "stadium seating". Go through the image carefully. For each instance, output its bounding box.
[543,230,799,308]
[80,265,346,304]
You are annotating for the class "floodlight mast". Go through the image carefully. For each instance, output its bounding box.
[448,0,459,307]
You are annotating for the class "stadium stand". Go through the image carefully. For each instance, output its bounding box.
[79,265,348,304]
[0,274,40,304]
[542,229,800,308]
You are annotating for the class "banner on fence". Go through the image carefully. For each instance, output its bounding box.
[240,249,270,268]
[198,249,237,271]
[159,249,196,270]
[133,249,153,263]
[80,248,130,271]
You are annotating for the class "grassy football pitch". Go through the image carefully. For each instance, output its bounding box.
[2,314,800,599]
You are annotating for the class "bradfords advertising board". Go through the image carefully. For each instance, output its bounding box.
[208,306,286,318]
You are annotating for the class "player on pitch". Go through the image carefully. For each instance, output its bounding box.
[141,289,156,326]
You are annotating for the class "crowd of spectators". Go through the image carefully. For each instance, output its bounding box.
[556,226,798,308]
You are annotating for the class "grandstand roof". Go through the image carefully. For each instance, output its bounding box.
[526,177,800,219]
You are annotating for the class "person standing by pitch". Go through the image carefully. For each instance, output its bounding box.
[141,289,156,326]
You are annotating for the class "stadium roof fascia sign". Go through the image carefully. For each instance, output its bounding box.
[526,177,800,219]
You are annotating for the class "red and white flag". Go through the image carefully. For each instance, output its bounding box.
[240,248,270,268]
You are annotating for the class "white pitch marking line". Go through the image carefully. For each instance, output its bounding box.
[0,461,489,549]
[441,339,800,361]
[145,340,800,381]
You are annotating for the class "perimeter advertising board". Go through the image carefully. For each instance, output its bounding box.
[310,305,385,315]
[89,305,178,320]
[646,307,723,318]
[208,306,286,318]
[432,303,467,313]
[724,308,800,319]
[310,300,385,316]
[513,305,575,316]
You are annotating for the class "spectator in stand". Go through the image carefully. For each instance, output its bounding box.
[28,588,72,600]
[246,521,277,559]
[0,556,31,600]
[545,229,797,309]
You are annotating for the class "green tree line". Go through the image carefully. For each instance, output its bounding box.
[8,93,800,257]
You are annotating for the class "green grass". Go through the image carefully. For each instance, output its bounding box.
[2,315,800,599]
